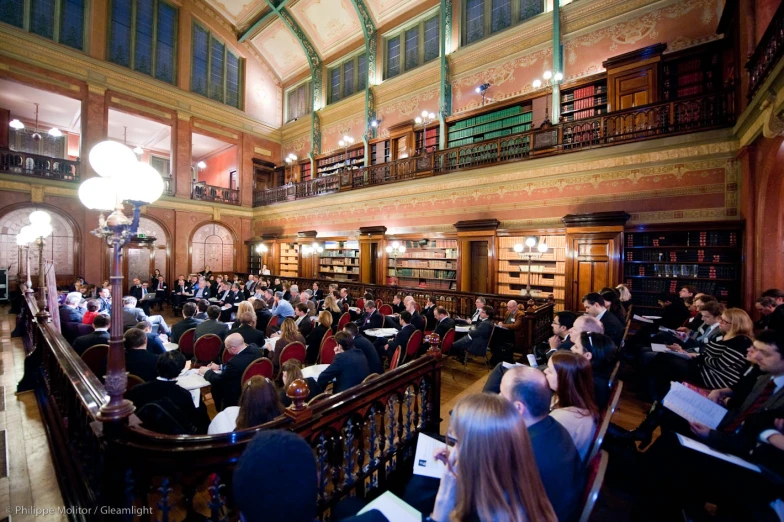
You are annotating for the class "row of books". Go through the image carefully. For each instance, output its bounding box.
[624,265,737,279]
[448,113,533,140]
[316,158,364,174]
[395,277,456,290]
[320,258,359,266]
[562,107,606,122]
[497,285,552,298]
[399,239,457,248]
[389,268,456,279]
[627,250,736,262]
[562,96,607,113]
[396,260,456,269]
[450,105,524,131]
[498,235,566,248]
[320,250,359,258]
[561,84,606,103]
[316,149,363,167]
[626,231,738,247]
[321,266,359,274]
[626,278,732,296]
[399,251,457,260]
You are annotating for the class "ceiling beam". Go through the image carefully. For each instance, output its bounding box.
[238,2,290,43]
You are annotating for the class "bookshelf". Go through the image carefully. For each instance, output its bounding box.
[300,161,312,182]
[497,235,566,311]
[447,103,534,148]
[247,245,262,275]
[623,225,743,313]
[415,126,440,155]
[370,140,391,165]
[316,148,364,176]
[662,43,722,101]
[319,240,360,281]
[559,79,608,122]
[388,239,458,290]
[279,242,300,277]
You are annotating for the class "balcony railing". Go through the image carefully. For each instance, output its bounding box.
[746,0,784,99]
[253,90,735,207]
[191,181,240,205]
[0,148,80,182]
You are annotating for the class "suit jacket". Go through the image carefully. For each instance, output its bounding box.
[59,305,84,324]
[387,324,417,356]
[72,330,110,355]
[297,315,314,337]
[423,305,437,331]
[433,317,456,339]
[154,283,168,299]
[661,300,691,330]
[229,324,266,346]
[191,285,211,300]
[126,379,210,433]
[317,349,370,394]
[194,319,229,341]
[464,318,494,356]
[146,332,166,355]
[357,310,383,332]
[194,312,208,321]
[122,306,148,330]
[204,345,263,410]
[768,304,784,333]
[341,294,354,307]
[129,285,145,301]
[255,309,273,334]
[503,309,527,348]
[171,317,203,343]
[225,290,244,306]
[125,348,160,382]
[391,302,405,315]
[305,324,329,364]
[98,298,112,315]
[410,311,425,332]
[599,310,625,347]
[312,289,324,301]
[354,334,383,375]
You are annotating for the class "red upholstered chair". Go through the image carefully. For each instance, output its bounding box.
[389,347,402,370]
[402,330,423,364]
[440,329,456,355]
[194,334,222,365]
[178,328,196,358]
[242,357,273,385]
[577,450,610,522]
[343,303,349,312]
[379,304,393,315]
[356,298,365,310]
[375,299,383,309]
[337,312,351,330]
[265,315,279,337]
[279,341,306,367]
[222,347,235,365]
[125,374,144,394]
[319,337,338,365]
[81,344,108,378]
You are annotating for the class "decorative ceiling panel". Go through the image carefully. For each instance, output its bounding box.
[365,0,421,25]
[203,0,264,27]
[251,19,311,81]
[289,0,363,57]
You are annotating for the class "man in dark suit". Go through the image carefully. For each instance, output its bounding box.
[199,333,262,410]
[338,288,354,308]
[171,302,203,343]
[126,351,210,433]
[194,305,229,341]
[124,328,159,382]
[150,275,167,311]
[344,323,383,375]
[122,296,171,336]
[390,294,405,315]
[455,297,486,325]
[135,320,166,355]
[97,288,112,315]
[189,276,211,302]
[378,311,417,361]
[433,307,455,339]
[311,282,323,302]
[229,312,266,346]
[294,303,314,337]
[656,292,691,330]
[534,310,577,363]
[582,292,625,347]
[422,296,438,331]
[451,306,494,359]
[59,291,85,323]
[762,288,784,333]
[72,314,111,355]
[317,332,370,394]
[497,300,526,352]
[171,275,189,309]
[356,301,383,333]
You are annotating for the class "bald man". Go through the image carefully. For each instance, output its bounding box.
[498,300,525,353]
[199,333,262,410]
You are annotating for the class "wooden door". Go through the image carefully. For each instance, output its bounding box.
[566,232,623,310]
[470,241,489,293]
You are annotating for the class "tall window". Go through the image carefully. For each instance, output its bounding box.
[462,0,544,46]
[191,23,244,109]
[0,0,85,50]
[385,14,440,80]
[107,0,178,83]
[286,81,312,122]
[328,53,368,105]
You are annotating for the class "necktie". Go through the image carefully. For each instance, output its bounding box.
[723,379,776,432]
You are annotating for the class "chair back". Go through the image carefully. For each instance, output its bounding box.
[389,347,402,370]
[586,381,623,463]
[375,299,383,309]
[265,315,279,337]
[362,373,379,383]
[222,347,235,365]
[402,330,423,363]
[178,328,196,358]
[279,341,306,367]
[319,337,338,364]
[440,329,456,355]
[337,312,351,330]
[356,298,365,310]
[414,302,421,313]
[620,319,632,350]
[241,357,273,385]
[625,304,633,323]
[194,334,222,365]
[126,374,144,393]
[81,344,109,378]
[343,303,349,312]
[578,450,610,522]
[607,360,621,392]
[379,304,393,315]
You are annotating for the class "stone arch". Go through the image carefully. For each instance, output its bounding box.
[137,215,171,280]
[189,221,237,274]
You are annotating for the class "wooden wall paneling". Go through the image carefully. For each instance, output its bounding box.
[454,220,500,294]
[603,44,666,112]
[359,226,387,285]
[297,230,319,278]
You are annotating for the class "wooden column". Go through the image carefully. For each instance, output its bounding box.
[174,112,193,199]
[359,226,387,284]
[563,212,630,311]
[297,230,318,278]
[453,219,499,293]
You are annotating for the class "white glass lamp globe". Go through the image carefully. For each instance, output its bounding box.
[31,222,53,239]
[532,79,542,89]
[525,237,537,248]
[89,141,137,178]
[29,210,51,226]
[317,246,324,253]
[392,241,400,249]
[513,244,524,253]
[543,70,552,80]
[79,177,117,211]
[553,72,563,82]
[16,233,29,246]
[123,162,164,204]
[398,245,406,253]
[19,225,35,244]
[385,246,393,253]
[415,117,423,124]
[537,242,548,253]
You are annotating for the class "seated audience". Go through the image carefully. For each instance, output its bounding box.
[294,303,314,337]
[390,294,405,314]
[306,311,332,364]
[337,287,353,308]
[535,310,577,363]
[126,351,209,434]
[124,328,159,382]
[135,321,166,355]
[570,331,618,409]
[230,312,266,346]
[422,295,438,331]
[322,294,344,330]
[208,375,283,434]
[457,296,486,325]
[72,314,110,355]
[450,305,494,359]
[59,291,85,324]
[317,332,370,394]
[97,288,112,315]
[194,299,209,320]
[278,360,323,407]
[498,300,527,353]
[601,290,627,326]
[344,323,383,375]
[355,301,383,333]
[433,306,455,340]
[199,333,262,410]
[194,305,229,342]
[379,311,416,361]
[81,299,101,325]
[299,292,317,317]
[544,352,600,461]
[616,283,632,304]
[121,296,171,336]
[252,298,273,334]
[170,302,202,343]
[762,288,784,333]
[271,291,295,322]
[582,292,625,347]
[270,318,306,373]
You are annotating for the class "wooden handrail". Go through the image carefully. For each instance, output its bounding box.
[191,181,240,205]
[0,148,80,182]
[746,0,784,99]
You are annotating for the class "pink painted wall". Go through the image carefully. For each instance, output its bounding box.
[282,133,311,161]
[375,87,440,141]
[198,145,238,187]
[320,114,367,154]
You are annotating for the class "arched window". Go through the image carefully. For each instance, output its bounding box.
[191,222,235,273]
[125,217,169,282]
[0,206,78,282]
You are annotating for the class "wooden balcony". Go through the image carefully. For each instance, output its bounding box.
[191,181,240,205]
[746,0,784,100]
[253,90,735,207]
[0,148,80,182]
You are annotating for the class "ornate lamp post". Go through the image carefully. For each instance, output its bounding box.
[338,135,355,172]
[531,70,564,125]
[513,236,549,297]
[385,241,406,285]
[414,111,436,155]
[301,242,323,259]
[78,140,164,422]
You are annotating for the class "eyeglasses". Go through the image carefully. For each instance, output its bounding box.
[446,435,458,447]
[552,321,561,327]
[719,317,730,324]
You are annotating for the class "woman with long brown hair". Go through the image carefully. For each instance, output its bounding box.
[278,360,322,407]
[305,311,332,364]
[431,393,557,522]
[270,317,306,372]
[237,301,256,327]
[207,376,283,434]
[322,294,343,330]
[544,351,600,461]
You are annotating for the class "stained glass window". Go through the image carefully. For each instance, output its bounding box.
[357,54,368,92]
[191,24,209,96]
[0,0,24,28]
[30,0,55,39]
[384,14,440,80]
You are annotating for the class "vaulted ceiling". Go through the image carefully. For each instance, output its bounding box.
[204,0,422,83]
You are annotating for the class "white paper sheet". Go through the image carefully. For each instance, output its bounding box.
[633,314,654,323]
[357,491,421,522]
[651,343,692,359]
[413,433,447,479]
[501,362,526,369]
[677,434,761,473]
[663,382,727,429]
[176,371,211,390]
[163,342,179,352]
